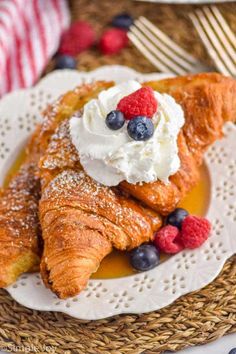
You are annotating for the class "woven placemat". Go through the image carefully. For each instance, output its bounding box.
[0,256,236,353]
[2,1,236,353]
[70,0,236,73]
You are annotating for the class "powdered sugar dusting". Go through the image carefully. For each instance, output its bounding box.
[41,166,153,249]
[0,160,40,252]
[40,120,79,171]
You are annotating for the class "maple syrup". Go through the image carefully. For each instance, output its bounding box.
[3,148,27,188]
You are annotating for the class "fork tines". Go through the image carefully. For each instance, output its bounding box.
[128,16,207,75]
[190,6,236,77]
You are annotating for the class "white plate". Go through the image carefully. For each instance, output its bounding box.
[0,65,236,320]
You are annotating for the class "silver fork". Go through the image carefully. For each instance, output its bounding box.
[128,16,209,75]
[190,6,236,77]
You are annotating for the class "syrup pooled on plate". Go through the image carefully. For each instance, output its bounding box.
[4,149,210,280]
[3,148,27,188]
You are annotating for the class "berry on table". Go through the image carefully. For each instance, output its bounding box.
[55,55,77,70]
[127,116,154,141]
[106,110,125,130]
[154,225,184,254]
[59,21,95,56]
[112,13,134,30]
[99,28,129,55]
[180,215,211,249]
[229,349,236,354]
[130,244,160,271]
[117,86,158,120]
[166,208,189,229]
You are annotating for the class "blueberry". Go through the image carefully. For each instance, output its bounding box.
[55,55,77,70]
[112,13,134,30]
[130,244,160,271]
[106,110,125,130]
[127,116,154,141]
[229,349,236,354]
[166,208,189,229]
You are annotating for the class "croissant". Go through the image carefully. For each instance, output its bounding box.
[39,121,161,298]
[121,73,236,214]
[38,73,236,298]
[39,84,162,299]
[0,129,41,287]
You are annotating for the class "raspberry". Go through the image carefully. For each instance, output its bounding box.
[59,21,95,56]
[117,87,158,120]
[154,225,184,254]
[99,28,128,55]
[180,216,211,249]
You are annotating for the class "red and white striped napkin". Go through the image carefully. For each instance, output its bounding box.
[0,0,70,96]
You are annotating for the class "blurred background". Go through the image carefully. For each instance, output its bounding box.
[1,0,236,97]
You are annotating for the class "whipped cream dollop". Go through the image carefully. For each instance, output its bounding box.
[70,80,185,186]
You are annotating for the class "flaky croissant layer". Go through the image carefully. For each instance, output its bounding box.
[40,169,160,298]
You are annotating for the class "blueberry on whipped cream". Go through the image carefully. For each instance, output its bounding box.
[127,116,154,141]
[70,80,185,187]
[105,110,125,130]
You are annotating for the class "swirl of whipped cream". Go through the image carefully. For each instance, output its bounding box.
[70,80,185,186]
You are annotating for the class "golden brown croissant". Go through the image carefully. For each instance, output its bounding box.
[121,73,236,214]
[39,83,162,299]
[38,74,236,298]
[0,129,41,287]
[39,122,161,299]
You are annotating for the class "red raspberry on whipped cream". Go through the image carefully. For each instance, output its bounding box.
[117,86,158,120]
